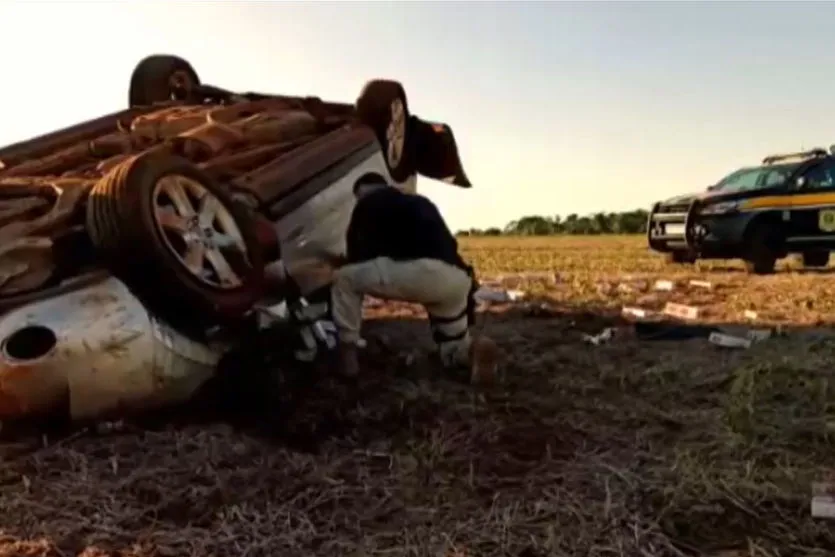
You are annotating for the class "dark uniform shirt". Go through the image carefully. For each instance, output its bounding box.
[345,187,468,271]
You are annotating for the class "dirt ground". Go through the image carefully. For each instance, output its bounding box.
[1,236,834,557]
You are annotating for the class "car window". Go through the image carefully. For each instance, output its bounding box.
[720,169,761,190]
[802,162,835,189]
[763,169,789,187]
[713,163,799,193]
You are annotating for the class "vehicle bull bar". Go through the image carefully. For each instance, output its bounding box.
[646,202,661,250]
[683,198,700,249]
[647,198,703,252]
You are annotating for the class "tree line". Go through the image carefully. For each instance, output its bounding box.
[457,209,650,236]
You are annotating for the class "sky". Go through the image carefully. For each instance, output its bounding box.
[0,1,834,231]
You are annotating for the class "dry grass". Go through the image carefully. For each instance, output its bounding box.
[462,235,835,325]
[2,235,835,556]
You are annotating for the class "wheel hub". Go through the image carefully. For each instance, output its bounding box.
[386,98,406,168]
[182,218,222,248]
[152,174,248,289]
[168,71,194,100]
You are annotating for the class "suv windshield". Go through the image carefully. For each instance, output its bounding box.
[712,163,800,193]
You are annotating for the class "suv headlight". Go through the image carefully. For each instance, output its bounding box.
[700,201,739,215]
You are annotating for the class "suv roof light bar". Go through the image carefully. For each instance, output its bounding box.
[762,148,828,165]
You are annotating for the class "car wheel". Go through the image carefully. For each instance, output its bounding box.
[355,80,413,182]
[129,54,200,107]
[743,223,779,275]
[801,250,830,268]
[665,250,697,264]
[86,152,265,332]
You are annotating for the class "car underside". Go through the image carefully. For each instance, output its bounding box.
[0,54,472,424]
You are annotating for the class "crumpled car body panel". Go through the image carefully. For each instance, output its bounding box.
[0,274,222,421]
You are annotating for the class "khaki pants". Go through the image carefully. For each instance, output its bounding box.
[264,258,336,296]
[331,257,473,367]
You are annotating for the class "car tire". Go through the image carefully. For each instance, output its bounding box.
[86,152,265,332]
[743,223,779,275]
[801,250,830,268]
[355,80,414,182]
[129,54,201,107]
[666,250,697,265]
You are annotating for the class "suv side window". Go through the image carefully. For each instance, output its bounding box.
[763,169,789,187]
[802,161,835,189]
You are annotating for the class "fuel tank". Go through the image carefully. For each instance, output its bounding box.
[0,274,226,421]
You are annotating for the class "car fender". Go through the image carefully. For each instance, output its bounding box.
[741,211,786,250]
[0,274,225,422]
[720,211,759,243]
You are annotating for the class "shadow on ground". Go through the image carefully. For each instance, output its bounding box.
[0,300,834,557]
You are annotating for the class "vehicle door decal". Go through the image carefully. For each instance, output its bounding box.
[818,210,835,232]
[741,191,835,211]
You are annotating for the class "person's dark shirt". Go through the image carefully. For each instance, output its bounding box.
[345,187,467,270]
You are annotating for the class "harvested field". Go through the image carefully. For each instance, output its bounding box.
[2,235,835,556]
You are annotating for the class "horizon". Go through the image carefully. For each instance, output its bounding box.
[0,1,832,231]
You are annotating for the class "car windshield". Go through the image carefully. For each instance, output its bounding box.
[711,163,800,193]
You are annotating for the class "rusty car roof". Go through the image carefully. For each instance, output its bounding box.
[0,95,376,208]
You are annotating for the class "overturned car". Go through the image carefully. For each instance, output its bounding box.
[0,54,472,422]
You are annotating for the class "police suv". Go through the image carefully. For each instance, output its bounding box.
[647,147,835,274]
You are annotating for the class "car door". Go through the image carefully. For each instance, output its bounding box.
[788,159,835,249]
[410,117,472,188]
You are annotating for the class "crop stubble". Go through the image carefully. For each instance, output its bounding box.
[0,235,833,556]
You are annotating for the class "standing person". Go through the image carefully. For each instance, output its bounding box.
[325,174,498,383]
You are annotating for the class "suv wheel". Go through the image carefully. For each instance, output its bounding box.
[129,54,201,107]
[355,80,413,182]
[666,250,697,265]
[743,222,780,275]
[801,250,830,268]
[86,152,266,332]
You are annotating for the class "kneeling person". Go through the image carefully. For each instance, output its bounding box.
[329,175,498,383]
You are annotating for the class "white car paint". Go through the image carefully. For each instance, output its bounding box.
[274,147,416,295]
[0,274,223,421]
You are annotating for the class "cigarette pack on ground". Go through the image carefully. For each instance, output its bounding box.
[708,332,752,349]
[621,306,650,319]
[663,302,700,320]
[653,280,675,291]
[506,289,526,301]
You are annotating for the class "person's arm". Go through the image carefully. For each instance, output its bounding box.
[345,200,376,263]
[303,205,365,268]
[300,203,367,269]
[344,209,361,264]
